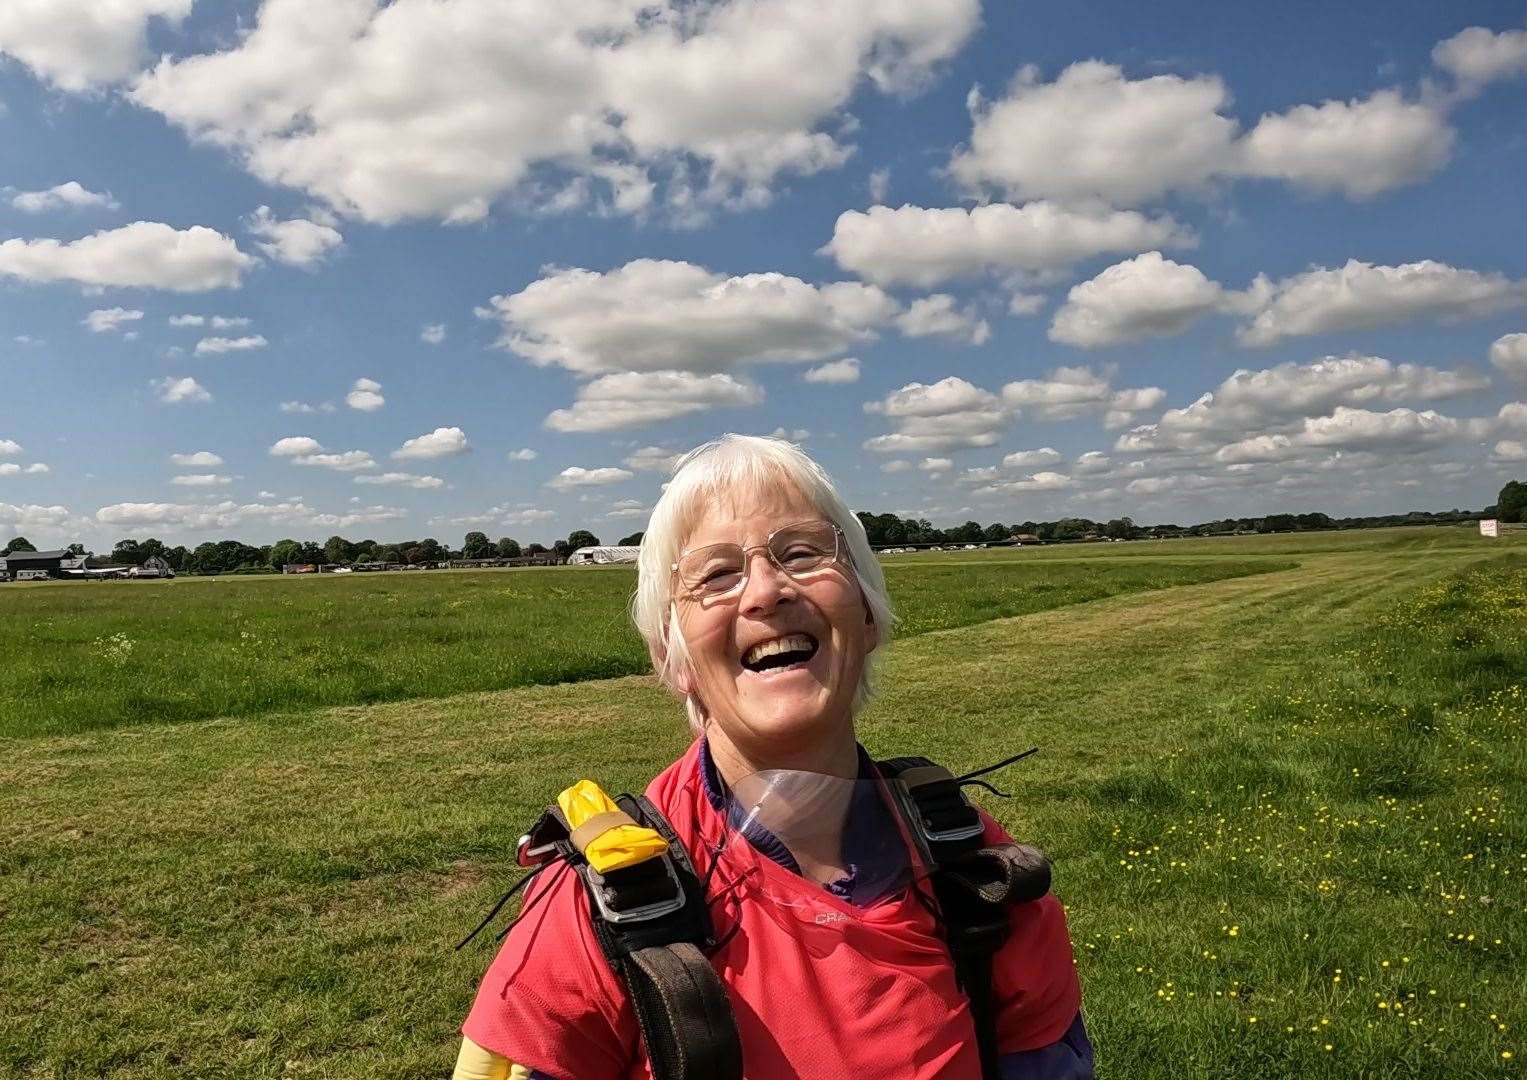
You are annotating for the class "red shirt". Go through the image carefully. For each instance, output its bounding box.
[463,740,1082,1078]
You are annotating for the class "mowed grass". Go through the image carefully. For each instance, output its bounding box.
[0,556,1280,737]
[2,527,1523,1077]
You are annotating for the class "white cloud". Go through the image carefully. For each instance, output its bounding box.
[128,0,978,224]
[624,447,683,474]
[0,439,21,457]
[196,334,268,355]
[1497,402,1527,431]
[83,307,143,333]
[547,466,634,490]
[151,376,210,404]
[290,450,376,472]
[354,471,444,489]
[1240,90,1453,199]
[269,436,324,458]
[823,201,1193,288]
[1001,448,1063,469]
[171,473,232,486]
[279,400,335,414]
[1494,439,1527,462]
[0,222,255,292]
[168,314,205,327]
[421,323,446,345]
[0,0,192,91]
[507,448,539,462]
[969,468,1072,497]
[919,457,952,474]
[1238,259,1527,346]
[246,206,344,267]
[951,60,1454,207]
[345,377,385,412]
[868,168,890,203]
[171,314,251,329]
[393,426,469,460]
[447,504,556,528]
[1489,333,1527,383]
[11,181,119,214]
[170,451,224,467]
[24,463,49,475]
[1000,365,1165,427]
[1432,26,1527,94]
[863,376,1008,452]
[0,502,78,535]
[802,357,861,384]
[881,460,912,474]
[1298,406,1470,453]
[606,499,648,519]
[485,258,897,375]
[770,427,810,442]
[1073,451,1111,474]
[0,462,49,477]
[95,497,403,532]
[0,465,19,477]
[545,371,762,432]
[895,294,990,345]
[1050,252,1229,347]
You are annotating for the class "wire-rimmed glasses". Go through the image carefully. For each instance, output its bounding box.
[671,520,844,600]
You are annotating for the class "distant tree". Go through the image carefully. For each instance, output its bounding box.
[462,531,494,559]
[323,535,356,564]
[982,523,1009,543]
[415,538,446,562]
[3,536,36,554]
[526,542,548,556]
[112,538,143,565]
[268,539,302,569]
[1051,518,1087,541]
[567,529,600,550]
[552,539,574,559]
[947,520,984,543]
[618,531,644,546]
[1498,479,1527,524]
[496,537,522,558]
[1259,514,1298,534]
[1104,517,1137,540]
[66,542,88,557]
[297,541,325,565]
[376,543,403,563]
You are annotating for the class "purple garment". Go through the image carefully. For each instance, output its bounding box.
[1000,1012,1094,1079]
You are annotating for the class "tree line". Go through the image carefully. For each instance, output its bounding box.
[3,480,1521,573]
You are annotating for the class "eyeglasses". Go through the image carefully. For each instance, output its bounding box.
[672,520,844,599]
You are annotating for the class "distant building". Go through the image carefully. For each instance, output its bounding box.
[567,545,641,565]
[0,549,83,581]
[1009,534,1042,545]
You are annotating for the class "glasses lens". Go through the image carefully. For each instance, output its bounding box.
[678,544,745,595]
[769,521,837,574]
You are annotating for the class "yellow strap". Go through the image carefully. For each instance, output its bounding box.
[452,1036,520,1080]
[556,779,669,873]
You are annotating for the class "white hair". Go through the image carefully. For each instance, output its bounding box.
[631,434,895,734]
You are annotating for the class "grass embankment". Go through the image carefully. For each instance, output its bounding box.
[1,532,1521,1076]
[0,557,1278,737]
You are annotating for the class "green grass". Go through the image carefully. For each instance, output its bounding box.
[0,557,1279,737]
[1,527,1523,1077]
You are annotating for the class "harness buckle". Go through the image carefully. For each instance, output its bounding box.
[586,854,688,924]
[516,832,560,868]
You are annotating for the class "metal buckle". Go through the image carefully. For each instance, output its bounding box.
[921,818,986,844]
[517,833,560,868]
[586,856,687,924]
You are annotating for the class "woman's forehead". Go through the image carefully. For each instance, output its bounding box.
[682,481,821,545]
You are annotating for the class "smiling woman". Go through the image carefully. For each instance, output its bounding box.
[455,435,1093,1080]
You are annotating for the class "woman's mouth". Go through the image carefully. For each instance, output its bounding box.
[740,633,820,674]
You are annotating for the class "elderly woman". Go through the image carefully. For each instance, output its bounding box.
[455,434,1092,1079]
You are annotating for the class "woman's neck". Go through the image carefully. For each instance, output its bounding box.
[705,722,859,791]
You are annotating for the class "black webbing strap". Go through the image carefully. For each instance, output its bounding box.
[878,756,1052,1080]
[526,794,743,1080]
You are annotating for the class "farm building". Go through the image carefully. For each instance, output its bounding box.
[567,545,641,565]
[0,549,85,581]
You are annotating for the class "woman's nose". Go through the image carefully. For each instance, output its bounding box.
[738,549,792,613]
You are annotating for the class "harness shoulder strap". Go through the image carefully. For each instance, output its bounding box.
[520,792,743,1080]
[878,756,1052,1080]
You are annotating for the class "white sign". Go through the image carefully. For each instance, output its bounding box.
[1480,518,1499,538]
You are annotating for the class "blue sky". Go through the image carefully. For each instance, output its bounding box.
[1,0,1525,550]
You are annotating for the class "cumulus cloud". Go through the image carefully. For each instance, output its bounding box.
[507,448,539,462]
[95,497,404,532]
[128,0,978,224]
[895,294,990,345]
[292,450,376,472]
[919,457,952,475]
[170,313,250,329]
[1238,259,1527,346]
[170,451,223,467]
[11,181,119,214]
[624,447,683,474]
[951,60,1454,207]
[0,439,22,457]
[0,222,255,291]
[269,436,323,457]
[1432,26,1527,94]
[196,334,268,355]
[545,370,762,432]
[1050,252,1230,347]
[446,504,556,528]
[354,471,444,489]
[1002,448,1064,469]
[1494,439,1527,462]
[484,258,897,375]
[0,0,192,90]
[83,307,143,333]
[881,460,912,474]
[999,365,1165,428]
[0,502,79,536]
[1489,333,1527,383]
[393,426,469,460]
[280,400,335,414]
[863,376,1008,452]
[421,323,446,345]
[345,377,385,412]
[171,473,232,486]
[151,376,210,404]
[802,359,861,385]
[246,206,343,267]
[547,466,634,490]
[823,202,1192,288]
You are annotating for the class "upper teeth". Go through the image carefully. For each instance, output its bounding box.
[744,634,814,666]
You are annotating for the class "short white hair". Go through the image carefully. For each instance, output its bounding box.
[631,434,895,734]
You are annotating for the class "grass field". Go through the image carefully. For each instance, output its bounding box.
[2,526,1523,1078]
[0,555,1281,737]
